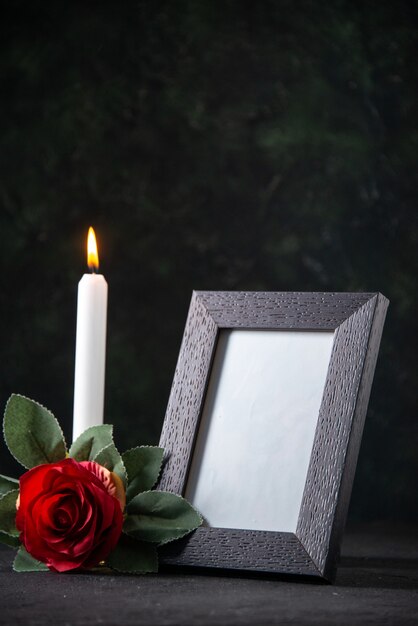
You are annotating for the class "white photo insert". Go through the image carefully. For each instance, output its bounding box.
[184,329,335,532]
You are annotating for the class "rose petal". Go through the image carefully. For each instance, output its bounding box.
[80,461,126,511]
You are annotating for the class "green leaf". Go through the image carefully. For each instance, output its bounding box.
[93,443,127,486]
[0,531,20,548]
[122,446,164,502]
[13,546,49,572]
[0,473,19,497]
[124,491,202,545]
[0,490,19,536]
[69,424,114,462]
[3,394,67,469]
[107,533,158,574]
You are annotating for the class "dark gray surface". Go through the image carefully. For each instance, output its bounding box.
[158,292,389,579]
[1,526,416,625]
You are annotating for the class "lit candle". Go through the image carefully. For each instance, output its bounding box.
[72,227,108,442]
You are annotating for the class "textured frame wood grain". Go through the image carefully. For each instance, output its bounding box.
[158,292,388,581]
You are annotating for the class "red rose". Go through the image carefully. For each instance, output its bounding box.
[16,458,124,572]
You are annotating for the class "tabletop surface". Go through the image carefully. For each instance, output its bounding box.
[0,523,417,626]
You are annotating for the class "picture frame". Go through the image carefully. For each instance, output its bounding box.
[157,292,389,581]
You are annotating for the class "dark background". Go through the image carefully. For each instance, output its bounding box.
[0,1,416,524]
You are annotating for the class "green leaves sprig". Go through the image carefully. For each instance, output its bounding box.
[0,394,202,574]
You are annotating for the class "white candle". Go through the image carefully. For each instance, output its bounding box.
[72,227,108,442]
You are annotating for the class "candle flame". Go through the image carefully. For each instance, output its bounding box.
[87,227,99,271]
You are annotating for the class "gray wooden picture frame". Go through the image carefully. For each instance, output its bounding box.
[157,292,389,581]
